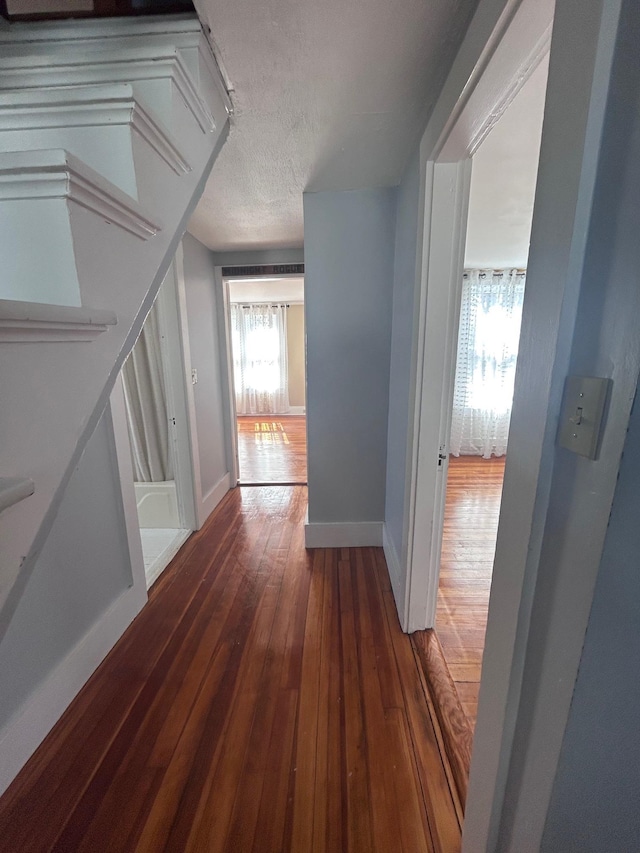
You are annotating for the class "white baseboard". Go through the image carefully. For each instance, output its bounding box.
[304,519,383,548]
[0,580,147,797]
[288,406,306,415]
[383,525,407,631]
[199,471,231,528]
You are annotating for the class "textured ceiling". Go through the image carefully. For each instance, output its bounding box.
[189,0,479,251]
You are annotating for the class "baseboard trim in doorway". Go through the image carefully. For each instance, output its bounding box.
[304,518,383,548]
[411,629,473,810]
[287,407,306,415]
[382,526,405,624]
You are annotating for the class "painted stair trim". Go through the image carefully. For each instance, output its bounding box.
[0,478,35,514]
[0,51,216,136]
[0,299,117,342]
[0,12,204,44]
[0,149,162,239]
[0,84,192,176]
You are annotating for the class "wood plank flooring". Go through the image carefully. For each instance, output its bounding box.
[0,486,462,852]
[237,415,307,484]
[435,456,505,728]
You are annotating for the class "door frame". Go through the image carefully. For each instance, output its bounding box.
[215,267,240,486]
[404,0,554,634]
[402,0,631,850]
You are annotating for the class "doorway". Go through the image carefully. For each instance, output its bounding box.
[121,267,195,587]
[435,56,548,730]
[224,273,307,485]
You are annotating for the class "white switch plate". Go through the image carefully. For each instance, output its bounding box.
[558,375,612,459]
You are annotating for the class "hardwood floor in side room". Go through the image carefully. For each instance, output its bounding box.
[0,486,462,853]
[436,455,505,728]
[237,415,307,483]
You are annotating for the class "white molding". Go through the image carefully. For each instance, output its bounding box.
[0,53,216,136]
[130,97,192,175]
[0,478,34,513]
[217,270,240,486]
[467,22,552,156]
[382,525,404,625]
[288,406,306,415]
[0,149,161,239]
[0,85,192,177]
[0,299,117,342]
[0,579,146,797]
[304,519,383,549]
[200,472,231,526]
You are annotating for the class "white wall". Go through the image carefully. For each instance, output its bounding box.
[303,187,395,540]
[181,233,230,520]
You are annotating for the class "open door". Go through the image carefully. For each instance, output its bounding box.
[405,160,472,632]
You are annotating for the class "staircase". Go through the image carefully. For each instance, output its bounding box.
[0,14,230,633]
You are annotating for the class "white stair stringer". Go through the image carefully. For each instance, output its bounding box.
[0,14,230,636]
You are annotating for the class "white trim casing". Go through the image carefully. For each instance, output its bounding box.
[382,525,404,625]
[304,520,383,549]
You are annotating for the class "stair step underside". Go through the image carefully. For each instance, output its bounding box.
[0,84,192,179]
[0,48,219,137]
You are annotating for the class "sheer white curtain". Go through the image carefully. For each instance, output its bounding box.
[122,300,173,482]
[450,269,525,458]
[231,303,290,415]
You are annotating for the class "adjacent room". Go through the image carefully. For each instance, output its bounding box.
[434,56,549,729]
[225,274,307,485]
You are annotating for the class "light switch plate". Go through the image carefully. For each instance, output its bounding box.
[558,375,612,459]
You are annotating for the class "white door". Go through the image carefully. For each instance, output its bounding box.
[405,159,471,632]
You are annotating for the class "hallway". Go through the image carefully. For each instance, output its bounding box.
[0,486,461,853]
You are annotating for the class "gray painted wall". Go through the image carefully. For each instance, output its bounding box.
[303,187,396,524]
[542,381,640,851]
[491,2,640,844]
[385,149,421,582]
[182,233,228,500]
[0,406,132,730]
[539,7,640,847]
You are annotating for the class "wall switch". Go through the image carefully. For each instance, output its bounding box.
[191,368,198,385]
[558,375,612,459]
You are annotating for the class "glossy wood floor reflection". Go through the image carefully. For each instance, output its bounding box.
[237,415,307,484]
[436,456,505,728]
[0,487,462,853]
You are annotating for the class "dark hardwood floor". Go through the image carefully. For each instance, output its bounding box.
[237,415,307,484]
[0,486,462,852]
